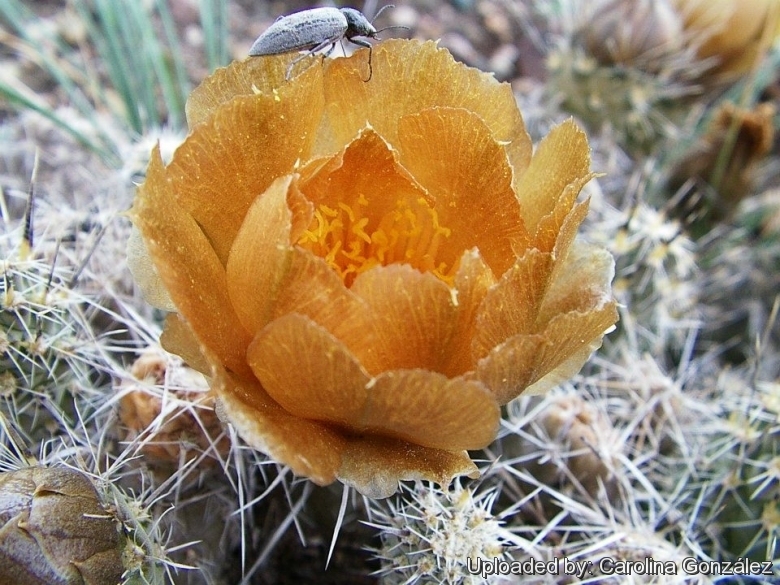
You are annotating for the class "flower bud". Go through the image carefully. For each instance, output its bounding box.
[118,350,230,473]
[0,467,124,585]
[672,0,780,78]
[582,0,683,68]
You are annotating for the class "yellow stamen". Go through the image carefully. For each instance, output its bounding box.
[297,193,455,287]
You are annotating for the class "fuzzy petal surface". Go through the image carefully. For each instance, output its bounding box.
[338,436,479,499]
[514,120,592,248]
[167,71,324,264]
[396,107,529,276]
[215,369,347,486]
[131,146,252,379]
[320,40,532,173]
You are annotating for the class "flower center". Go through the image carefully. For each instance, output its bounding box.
[297,193,454,287]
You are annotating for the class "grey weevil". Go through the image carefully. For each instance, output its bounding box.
[248,5,406,81]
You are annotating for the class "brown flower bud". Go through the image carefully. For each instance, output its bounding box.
[508,394,619,497]
[668,101,776,223]
[0,467,124,585]
[118,350,231,473]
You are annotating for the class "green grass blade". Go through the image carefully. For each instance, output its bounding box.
[199,0,230,73]
[0,82,120,166]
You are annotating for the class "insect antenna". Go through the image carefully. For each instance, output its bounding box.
[374,23,411,36]
[370,3,395,24]
[370,4,411,36]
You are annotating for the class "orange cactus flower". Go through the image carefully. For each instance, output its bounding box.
[128,40,618,498]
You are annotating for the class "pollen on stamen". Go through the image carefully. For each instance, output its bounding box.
[297,194,455,287]
[352,217,372,244]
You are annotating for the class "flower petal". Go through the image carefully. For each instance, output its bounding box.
[349,264,457,372]
[476,334,548,404]
[131,146,253,379]
[126,226,175,312]
[472,248,555,360]
[300,127,430,216]
[225,175,296,336]
[535,180,592,255]
[186,53,321,127]
[167,75,325,264]
[225,172,376,357]
[520,304,617,397]
[321,39,532,175]
[246,313,371,427]
[160,314,210,375]
[246,313,498,451]
[673,0,780,77]
[338,435,479,499]
[439,249,497,377]
[215,369,347,486]
[477,246,618,404]
[396,106,529,276]
[515,120,592,246]
[361,369,500,451]
[542,243,617,321]
[271,249,379,369]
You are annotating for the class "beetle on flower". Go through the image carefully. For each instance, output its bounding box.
[249,6,406,81]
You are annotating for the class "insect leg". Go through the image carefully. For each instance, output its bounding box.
[324,41,339,58]
[349,38,374,82]
[285,38,339,80]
